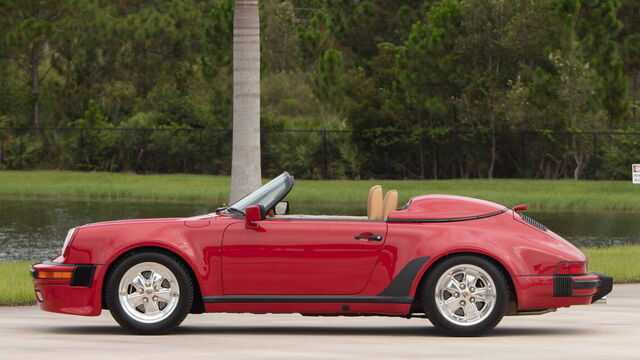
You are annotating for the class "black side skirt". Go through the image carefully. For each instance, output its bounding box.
[202,295,413,304]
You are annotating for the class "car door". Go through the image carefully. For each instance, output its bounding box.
[221,218,387,295]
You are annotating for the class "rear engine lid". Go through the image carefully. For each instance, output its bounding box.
[388,195,507,221]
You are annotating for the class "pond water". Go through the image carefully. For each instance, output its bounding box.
[1,198,638,261]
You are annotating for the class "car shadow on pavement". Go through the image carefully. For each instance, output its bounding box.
[42,325,595,337]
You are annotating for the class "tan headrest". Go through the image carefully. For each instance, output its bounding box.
[367,185,383,220]
[382,190,398,220]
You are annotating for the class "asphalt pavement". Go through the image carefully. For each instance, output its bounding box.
[1,284,639,360]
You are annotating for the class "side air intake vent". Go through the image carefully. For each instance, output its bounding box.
[71,264,96,287]
[520,213,547,231]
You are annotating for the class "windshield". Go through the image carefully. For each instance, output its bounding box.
[229,172,294,212]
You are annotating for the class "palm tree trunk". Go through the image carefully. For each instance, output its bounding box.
[230,0,262,203]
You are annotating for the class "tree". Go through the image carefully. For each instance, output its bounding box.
[324,0,423,65]
[341,42,405,178]
[312,48,344,110]
[230,0,262,203]
[619,0,640,122]
[202,0,234,127]
[0,0,72,129]
[297,10,332,69]
[623,34,640,122]
[577,0,629,127]
[455,0,519,178]
[310,47,344,178]
[261,0,298,72]
[109,1,209,101]
[396,0,462,179]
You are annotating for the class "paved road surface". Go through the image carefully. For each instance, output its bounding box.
[1,284,639,360]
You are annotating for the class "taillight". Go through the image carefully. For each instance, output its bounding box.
[556,262,587,275]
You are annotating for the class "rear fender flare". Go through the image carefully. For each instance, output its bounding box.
[408,249,517,300]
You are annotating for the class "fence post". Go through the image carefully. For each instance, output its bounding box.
[19,134,23,170]
[141,129,147,173]
[199,128,204,174]
[592,133,598,180]
[419,137,424,180]
[79,129,84,168]
[41,127,46,163]
[323,129,331,179]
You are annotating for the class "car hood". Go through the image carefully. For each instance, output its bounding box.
[78,213,226,229]
[79,218,185,228]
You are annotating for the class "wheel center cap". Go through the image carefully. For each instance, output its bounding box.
[145,289,153,295]
[463,292,469,298]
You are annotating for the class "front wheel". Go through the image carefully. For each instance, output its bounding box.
[422,256,509,336]
[106,251,193,334]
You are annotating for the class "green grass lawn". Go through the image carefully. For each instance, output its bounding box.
[1,170,639,210]
[1,246,638,306]
[0,262,35,306]
[582,246,640,283]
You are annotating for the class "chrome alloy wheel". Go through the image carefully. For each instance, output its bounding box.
[434,264,496,326]
[118,262,180,324]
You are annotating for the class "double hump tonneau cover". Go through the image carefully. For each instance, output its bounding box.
[387,195,507,221]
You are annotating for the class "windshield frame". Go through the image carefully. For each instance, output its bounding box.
[227,172,295,215]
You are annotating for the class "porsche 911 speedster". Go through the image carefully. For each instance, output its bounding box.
[31,172,612,336]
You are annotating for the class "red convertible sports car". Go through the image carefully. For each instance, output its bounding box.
[31,172,612,336]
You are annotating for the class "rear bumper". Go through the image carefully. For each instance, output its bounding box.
[513,272,613,310]
[553,273,600,297]
[31,262,105,316]
[589,272,613,303]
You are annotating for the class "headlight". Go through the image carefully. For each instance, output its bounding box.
[61,228,76,255]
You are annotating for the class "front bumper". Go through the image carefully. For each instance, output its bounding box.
[31,262,105,316]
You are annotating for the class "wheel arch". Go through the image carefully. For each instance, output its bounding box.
[101,245,205,314]
[410,251,518,314]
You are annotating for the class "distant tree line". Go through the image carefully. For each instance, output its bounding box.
[0,0,639,179]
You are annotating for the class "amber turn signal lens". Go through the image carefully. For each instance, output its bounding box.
[37,271,73,279]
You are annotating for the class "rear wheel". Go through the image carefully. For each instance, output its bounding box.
[106,251,193,334]
[422,256,509,336]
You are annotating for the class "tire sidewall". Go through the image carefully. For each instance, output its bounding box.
[107,251,193,334]
[422,255,509,336]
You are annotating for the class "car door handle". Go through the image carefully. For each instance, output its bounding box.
[354,234,383,241]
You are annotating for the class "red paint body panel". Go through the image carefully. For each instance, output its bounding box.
[222,219,387,294]
[32,193,607,317]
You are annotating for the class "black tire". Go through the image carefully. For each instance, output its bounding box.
[421,255,509,336]
[105,251,193,335]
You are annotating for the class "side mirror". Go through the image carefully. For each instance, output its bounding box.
[245,205,264,230]
[274,201,290,215]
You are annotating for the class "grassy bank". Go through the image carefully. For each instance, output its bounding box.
[0,262,34,306]
[1,246,638,306]
[582,246,640,283]
[1,170,639,210]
